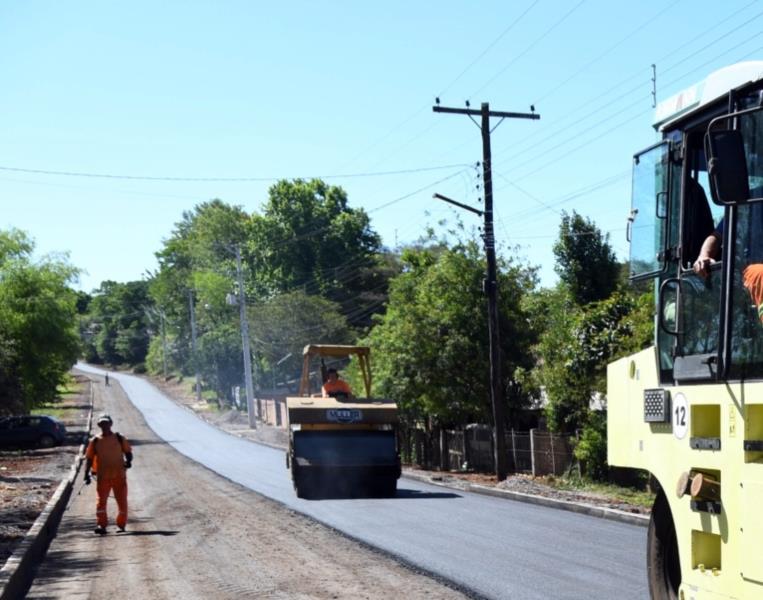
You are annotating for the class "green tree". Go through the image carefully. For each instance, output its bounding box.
[151,200,251,376]
[85,280,152,366]
[0,331,23,415]
[367,240,537,427]
[0,229,80,411]
[249,290,353,387]
[553,210,619,306]
[249,179,385,328]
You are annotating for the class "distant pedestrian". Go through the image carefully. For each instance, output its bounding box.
[84,413,132,534]
[104,373,110,386]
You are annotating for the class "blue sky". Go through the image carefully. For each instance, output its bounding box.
[2,0,762,291]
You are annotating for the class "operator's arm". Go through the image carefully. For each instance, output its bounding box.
[693,232,721,278]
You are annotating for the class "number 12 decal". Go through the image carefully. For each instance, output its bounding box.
[673,393,688,440]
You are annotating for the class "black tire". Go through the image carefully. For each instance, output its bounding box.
[369,477,397,498]
[38,434,56,448]
[647,490,681,600]
[294,473,315,499]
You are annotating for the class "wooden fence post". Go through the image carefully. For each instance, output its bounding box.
[511,428,518,473]
[550,433,556,475]
[440,429,448,471]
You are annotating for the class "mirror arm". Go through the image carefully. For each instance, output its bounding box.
[626,208,638,242]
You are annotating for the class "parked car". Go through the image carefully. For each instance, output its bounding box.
[0,415,67,448]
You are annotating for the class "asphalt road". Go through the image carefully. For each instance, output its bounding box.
[76,364,648,600]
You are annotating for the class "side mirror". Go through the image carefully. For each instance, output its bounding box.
[706,129,750,205]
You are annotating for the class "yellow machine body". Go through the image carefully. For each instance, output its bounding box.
[608,347,763,599]
[286,344,400,498]
[608,61,763,598]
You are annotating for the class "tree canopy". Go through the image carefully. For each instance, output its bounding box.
[553,210,620,305]
[0,229,80,413]
[367,240,538,427]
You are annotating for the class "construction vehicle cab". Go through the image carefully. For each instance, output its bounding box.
[286,344,401,499]
[609,61,763,599]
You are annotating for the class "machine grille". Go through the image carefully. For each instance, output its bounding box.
[644,388,671,423]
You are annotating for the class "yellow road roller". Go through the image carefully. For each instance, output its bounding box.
[286,344,400,499]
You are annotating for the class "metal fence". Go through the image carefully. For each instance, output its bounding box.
[400,425,576,477]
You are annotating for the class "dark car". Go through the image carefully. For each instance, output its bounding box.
[0,415,67,448]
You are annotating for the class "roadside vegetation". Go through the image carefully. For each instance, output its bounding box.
[0,229,81,415]
[3,178,655,492]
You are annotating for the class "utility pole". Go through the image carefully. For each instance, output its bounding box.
[433,101,539,481]
[234,246,257,429]
[188,289,202,403]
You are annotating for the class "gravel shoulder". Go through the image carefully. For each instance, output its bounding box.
[0,374,91,565]
[24,371,468,599]
[150,374,650,517]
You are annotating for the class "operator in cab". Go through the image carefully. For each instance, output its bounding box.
[694,202,763,323]
[321,368,354,400]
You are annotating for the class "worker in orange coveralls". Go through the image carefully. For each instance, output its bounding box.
[321,368,354,399]
[84,413,133,535]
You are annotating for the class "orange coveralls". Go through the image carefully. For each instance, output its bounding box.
[85,433,132,529]
[743,264,763,323]
[322,379,352,397]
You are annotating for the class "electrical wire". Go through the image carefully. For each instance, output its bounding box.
[468,0,587,100]
[334,1,541,174]
[496,37,763,185]
[531,0,683,105]
[0,162,470,183]
[437,0,542,99]
[484,2,763,168]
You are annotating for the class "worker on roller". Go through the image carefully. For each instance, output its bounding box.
[321,367,354,399]
[84,413,133,534]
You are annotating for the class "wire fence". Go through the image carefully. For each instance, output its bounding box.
[400,424,576,477]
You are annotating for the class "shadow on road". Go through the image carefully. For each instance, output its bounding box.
[393,488,461,499]
[116,530,178,537]
[24,515,118,598]
[125,438,173,447]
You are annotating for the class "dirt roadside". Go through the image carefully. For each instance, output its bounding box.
[151,375,650,516]
[24,372,468,599]
[0,375,91,565]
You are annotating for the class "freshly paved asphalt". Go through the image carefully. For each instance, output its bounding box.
[76,364,648,600]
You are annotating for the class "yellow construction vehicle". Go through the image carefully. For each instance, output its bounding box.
[609,61,763,599]
[285,344,400,499]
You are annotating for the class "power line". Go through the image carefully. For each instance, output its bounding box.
[468,0,587,100]
[335,1,541,174]
[494,11,763,173]
[531,0,683,105]
[459,2,763,172]
[496,37,763,185]
[437,0,542,98]
[0,162,470,183]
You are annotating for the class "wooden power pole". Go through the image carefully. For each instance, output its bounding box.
[433,101,539,480]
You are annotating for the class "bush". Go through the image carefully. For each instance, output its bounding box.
[574,411,608,481]
[132,363,147,374]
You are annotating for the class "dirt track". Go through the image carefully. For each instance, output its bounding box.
[25,375,468,599]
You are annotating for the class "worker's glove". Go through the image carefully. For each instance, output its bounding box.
[84,473,92,485]
[124,460,132,469]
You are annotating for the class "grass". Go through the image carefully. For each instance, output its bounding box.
[30,375,85,419]
[31,406,69,420]
[56,373,82,396]
[544,475,655,508]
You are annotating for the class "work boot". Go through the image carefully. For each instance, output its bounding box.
[94,526,107,535]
